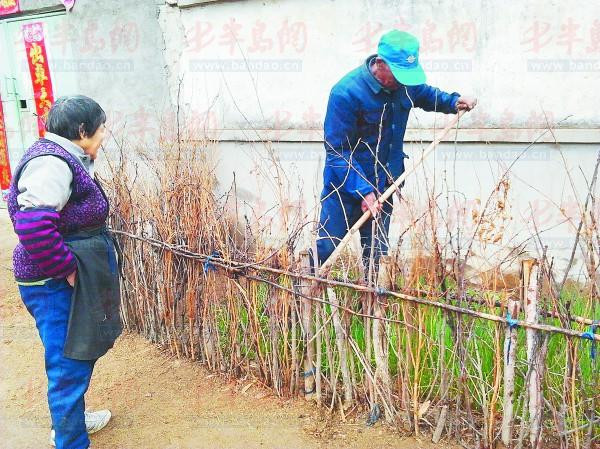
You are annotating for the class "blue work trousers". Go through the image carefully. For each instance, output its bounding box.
[19,279,95,449]
[317,188,394,270]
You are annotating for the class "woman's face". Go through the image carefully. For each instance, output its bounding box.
[77,123,106,160]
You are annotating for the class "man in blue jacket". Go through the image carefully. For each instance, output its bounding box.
[317,30,476,269]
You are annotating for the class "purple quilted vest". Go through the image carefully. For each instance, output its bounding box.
[7,139,109,281]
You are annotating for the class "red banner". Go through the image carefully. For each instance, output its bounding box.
[0,91,12,190]
[23,22,54,137]
[0,0,19,16]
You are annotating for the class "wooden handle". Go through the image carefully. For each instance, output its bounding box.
[318,110,465,275]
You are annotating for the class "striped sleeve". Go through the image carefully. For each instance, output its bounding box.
[13,208,77,279]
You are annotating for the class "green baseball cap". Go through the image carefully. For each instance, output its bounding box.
[377,30,426,86]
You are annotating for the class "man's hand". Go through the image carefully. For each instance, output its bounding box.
[361,192,382,217]
[66,270,77,287]
[456,96,477,111]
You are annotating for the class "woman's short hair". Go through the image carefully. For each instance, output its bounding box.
[46,95,106,140]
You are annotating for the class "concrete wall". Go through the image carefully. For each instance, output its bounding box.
[2,0,598,277]
[1,0,170,155]
[61,0,171,144]
[156,0,600,278]
[160,0,600,134]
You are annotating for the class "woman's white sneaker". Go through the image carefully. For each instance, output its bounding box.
[49,409,111,446]
[84,409,112,434]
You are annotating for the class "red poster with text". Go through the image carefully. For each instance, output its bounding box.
[0,0,19,16]
[23,22,55,137]
[0,92,12,190]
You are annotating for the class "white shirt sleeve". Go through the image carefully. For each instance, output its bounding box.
[17,155,73,211]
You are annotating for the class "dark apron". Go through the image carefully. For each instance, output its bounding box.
[63,225,122,360]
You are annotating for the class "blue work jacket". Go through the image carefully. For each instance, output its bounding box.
[323,55,460,199]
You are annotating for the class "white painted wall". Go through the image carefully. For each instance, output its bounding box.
[210,138,598,277]
[161,0,600,132]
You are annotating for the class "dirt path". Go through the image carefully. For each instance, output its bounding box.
[0,208,456,449]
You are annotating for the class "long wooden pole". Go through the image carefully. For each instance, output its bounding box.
[318,110,466,275]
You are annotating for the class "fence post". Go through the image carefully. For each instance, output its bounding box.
[523,259,543,448]
[501,294,521,447]
[373,256,394,422]
[290,291,299,395]
[300,250,316,401]
[327,282,354,409]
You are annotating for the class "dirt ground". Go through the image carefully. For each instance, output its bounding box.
[0,208,458,449]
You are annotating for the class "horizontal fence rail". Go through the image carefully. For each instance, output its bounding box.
[111,229,600,342]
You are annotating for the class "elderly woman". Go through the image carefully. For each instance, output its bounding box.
[7,95,122,449]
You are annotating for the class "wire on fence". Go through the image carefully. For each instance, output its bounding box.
[110,229,600,344]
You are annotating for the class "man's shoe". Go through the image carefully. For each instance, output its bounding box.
[49,409,111,446]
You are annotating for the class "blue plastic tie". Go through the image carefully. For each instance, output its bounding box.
[302,367,316,378]
[506,311,519,329]
[581,320,599,361]
[375,287,387,296]
[302,367,317,395]
[203,251,220,273]
[506,311,519,364]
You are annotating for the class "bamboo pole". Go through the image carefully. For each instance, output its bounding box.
[318,111,465,275]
